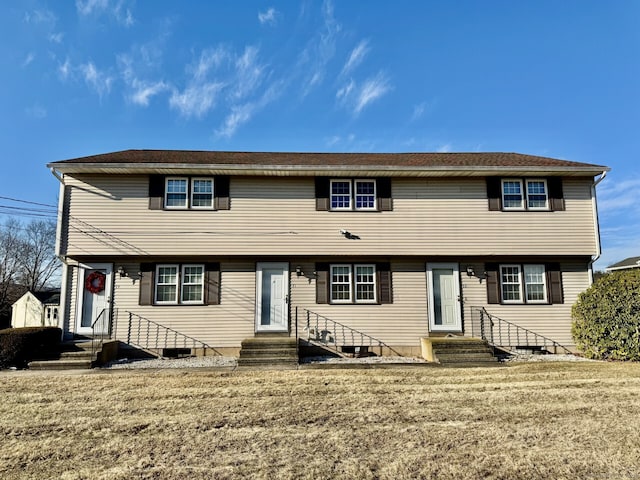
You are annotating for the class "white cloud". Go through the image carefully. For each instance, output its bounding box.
[21,53,35,68]
[232,46,265,100]
[258,7,278,25]
[24,9,57,25]
[336,79,354,99]
[130,80,169,106]
[191,47,229,82]
[353,72,391,115]
[215,79,284,138]
[215,103,256,138]
[341,39,369,76]
[436,143,452,153]
[58,57,71,80]
[170,83,225,118]
[80,61,114,97]
[298,0,341,96]
[411,102,425,121]
[49,32,64,43]
[597,176,640,214]
[25,105,47,119]
[76,0,109,16]
[76,0,135,26]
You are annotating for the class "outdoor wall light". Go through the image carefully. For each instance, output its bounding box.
[296,266,303,277]
[466,265,475,277]
[117,266,127,278]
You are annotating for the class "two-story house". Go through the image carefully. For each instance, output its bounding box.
[48,150,608,358]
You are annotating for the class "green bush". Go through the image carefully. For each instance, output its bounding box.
[0,327,62,369]
[572,269,640,361]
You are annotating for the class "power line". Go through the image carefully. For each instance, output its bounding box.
[0,195,57,208]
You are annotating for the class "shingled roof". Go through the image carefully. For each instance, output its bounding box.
[48,150,609,177]
[606,256,640,271]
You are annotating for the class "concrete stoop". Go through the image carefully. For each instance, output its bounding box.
[27,340,115,370]
[422,337,500,367]
[237,336,298,368]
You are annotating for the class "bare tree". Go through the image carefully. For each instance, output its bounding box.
[18,220,60,291]
[0,219,26,325]
[0,218,60,327]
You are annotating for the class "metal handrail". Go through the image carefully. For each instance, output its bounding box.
[117,309,214,357]
[469,306,572,354]
[90,308,111,364]
[298,307,401,357]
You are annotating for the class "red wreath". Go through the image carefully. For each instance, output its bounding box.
[85,271,106,294]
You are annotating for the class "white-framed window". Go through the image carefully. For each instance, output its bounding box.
[523,264,547,303]
[525,179,548,210]
[190,178,214,209]
[330,180,352,210]
[180,265,205,304]
[165,178,188,209]
[501,178,549,211]
[499,264,548,304]
[155,264,179,304]
[155,264,205,305]
[354,180,376,210]
[164,177,215,209]
[330,264,377,304]
[355,264,376,302]
[330,179,377,211]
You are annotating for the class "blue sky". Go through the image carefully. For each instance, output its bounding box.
[1,0,638,270]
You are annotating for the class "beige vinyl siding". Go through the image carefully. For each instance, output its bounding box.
[110,262,256,348]
[82,259,585,351]
[292,261,429,350]
[105,261,429,350]
[62,175,597,257]
[461,261,589,347]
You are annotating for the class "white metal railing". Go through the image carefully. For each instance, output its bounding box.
[297,307,401,357]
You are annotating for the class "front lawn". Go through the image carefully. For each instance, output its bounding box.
[1,362,639,479]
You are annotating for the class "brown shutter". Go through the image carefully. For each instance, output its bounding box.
[546,263,563,304]
[315,177,330,211]
[485,263,500,304]
[486,177,502,211]
[377,262,392,304]
[214,176,230,210]
[149,175,164,210]
[204,263,221,305]
[376,178,393,211]
[315,262,330,303]
[139,263,155,305]
[548,177,565,211]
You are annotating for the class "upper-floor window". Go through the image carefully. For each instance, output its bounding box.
[488,177,563,212]
[501,179,549,211]
[149,175,230,211]
[316,177,392,212]
[330,179,377,211]
[165,177,214,210]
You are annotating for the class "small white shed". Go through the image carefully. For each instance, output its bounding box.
[11,290,60,328]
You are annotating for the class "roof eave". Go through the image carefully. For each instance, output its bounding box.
[47,162,610,177]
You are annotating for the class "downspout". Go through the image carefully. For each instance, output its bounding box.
[588,170,608,283]
[50,167,69,339]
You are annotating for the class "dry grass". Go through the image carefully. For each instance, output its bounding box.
[1,362,640,479]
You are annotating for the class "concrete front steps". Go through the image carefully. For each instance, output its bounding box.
[28,339,117,370]
[422,337,500,367]
[238,335,298,368]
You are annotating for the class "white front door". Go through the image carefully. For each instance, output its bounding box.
[427,262,462,332]
[76,263,113,335]
[255,262,289,332]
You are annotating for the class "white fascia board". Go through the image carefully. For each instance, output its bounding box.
[47,162,611,177]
